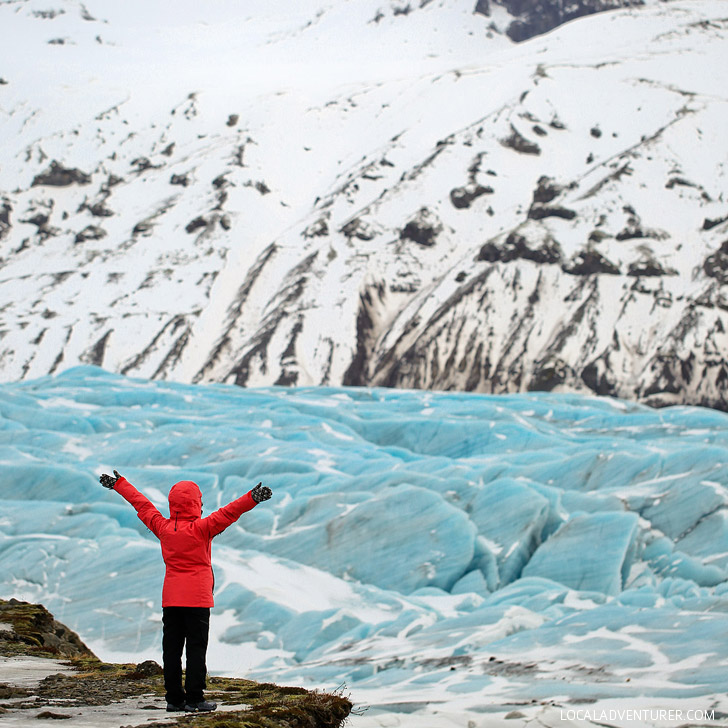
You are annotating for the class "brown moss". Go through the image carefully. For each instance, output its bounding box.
[0,599,95,659]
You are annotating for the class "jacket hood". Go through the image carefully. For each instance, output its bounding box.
[168,480,202,520]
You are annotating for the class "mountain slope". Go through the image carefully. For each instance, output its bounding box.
[0,0,726,407]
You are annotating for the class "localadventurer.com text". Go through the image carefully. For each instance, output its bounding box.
[560,708,716,723]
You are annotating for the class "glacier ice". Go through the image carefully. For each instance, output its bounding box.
[0,366,727,712]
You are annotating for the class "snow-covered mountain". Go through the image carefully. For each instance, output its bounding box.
[1,0,727,408]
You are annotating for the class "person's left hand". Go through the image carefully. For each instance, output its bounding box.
[251,482,272,503]
[99,469,122,489]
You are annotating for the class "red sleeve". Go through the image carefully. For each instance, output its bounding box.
[202,491,257,538]
[113,476,165,538]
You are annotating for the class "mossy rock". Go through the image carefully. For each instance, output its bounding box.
[0,599,352,728]
[0,598,94,658]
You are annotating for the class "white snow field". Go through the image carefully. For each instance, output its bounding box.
[0,367,726,726]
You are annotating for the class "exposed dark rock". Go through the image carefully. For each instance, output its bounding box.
[33,8,65,18]
[563,250,620,275]
[616,218,646,241]
[502,0,644,43]
[474,0,490,14]
[303,217,329,238]
[477,231,562,265]
[74,225,106,244]
[103,174,123,189]
[500,126,540,155]
[226,250,317,387]
[219,215,231,231]
[20,210,58,240]
[400,208,442,247]
[22,213,49,229]
[134,660,163,677]
[120,315,191,378]
[161,142,175,157]
[130,157,161,173]
[0,201,10,240]
[704,240,728,284]
[343,284,384,386]
[0,682,31,699]
[665,176,697,190]
[477,241,501,262]
[528,357,571,392]
[590,126,602,138]
[581,356,618,397]
[627,258,677,277]
[132,220,153,235]
[642,353,690,397]
[532,176,562,204]
[32,161,91,187]
[80,198,114,217]
[212,174,230,189]
[193,244,277,383]
[227,113,239,127]
[185,216,208,234]
[528,206,576,221]
[275,318,304,386]
[81,330,112,366]
[703,214,728,231]
[214,190,228,211]
[450,184,494,209]
[245,180,271,195]
[342,217,377,241]
[500,126,541,155]
[528,177,577,219]
[588,229,611,243]
[170,173,189,187]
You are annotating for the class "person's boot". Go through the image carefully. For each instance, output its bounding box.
[166,702,186,712]
[185,700,217,712]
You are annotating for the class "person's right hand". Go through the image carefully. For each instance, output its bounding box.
[251,482,272,503]
[99,469,122,489]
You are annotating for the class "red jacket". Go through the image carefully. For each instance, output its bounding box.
[113,476,257,607]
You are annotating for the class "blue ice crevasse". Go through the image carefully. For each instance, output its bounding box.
[521,511,640,595]
[469,477,551,587]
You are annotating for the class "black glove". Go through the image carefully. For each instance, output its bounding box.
[99,469,122,489]
[251,482,272,503]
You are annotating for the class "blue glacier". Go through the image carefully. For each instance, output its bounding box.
[0,366,727,716]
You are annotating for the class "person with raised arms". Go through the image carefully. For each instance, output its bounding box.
[99,469,272,713]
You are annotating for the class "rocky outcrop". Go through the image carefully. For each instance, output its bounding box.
[0,201,10,241]
[31,161,92,187]
[495,0,645,42]
[0,599,353,727]
[400,207,443,247]
[0,598,93,658]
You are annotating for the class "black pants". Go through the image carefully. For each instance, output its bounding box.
[162,606,210,705]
